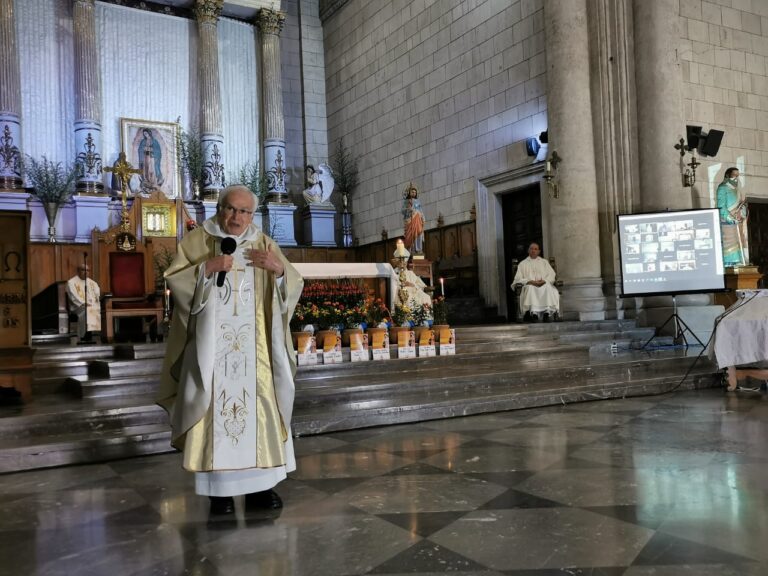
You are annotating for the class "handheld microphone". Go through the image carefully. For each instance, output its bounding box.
[216,237,237,287]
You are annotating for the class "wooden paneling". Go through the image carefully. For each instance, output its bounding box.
[282,247,356,264]
[29,243,94,297]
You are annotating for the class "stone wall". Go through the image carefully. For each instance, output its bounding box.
[679,0,768,205]
[323,0,547,245]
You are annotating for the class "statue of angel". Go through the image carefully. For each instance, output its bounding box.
[302,163,335,206]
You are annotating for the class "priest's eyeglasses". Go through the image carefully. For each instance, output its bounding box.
[221,204,254,217]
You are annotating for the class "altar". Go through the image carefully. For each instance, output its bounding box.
[293,262,398,309]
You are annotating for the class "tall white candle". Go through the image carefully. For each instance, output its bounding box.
[440,277,444,296]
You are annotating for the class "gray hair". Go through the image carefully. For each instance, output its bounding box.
[217,185,259,212]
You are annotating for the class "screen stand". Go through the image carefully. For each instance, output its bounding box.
[641,295,706,349]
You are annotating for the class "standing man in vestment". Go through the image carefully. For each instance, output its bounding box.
[158,185,303,516]
[66,264,101,341]
[512,242,560,322]
[716,167,749,267]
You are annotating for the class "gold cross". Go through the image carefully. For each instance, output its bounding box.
[104,152,141,231]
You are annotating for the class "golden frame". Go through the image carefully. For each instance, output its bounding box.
[120,118,180,199]
[141,203,177,238]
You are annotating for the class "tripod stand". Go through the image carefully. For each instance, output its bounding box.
[642,294,706,349]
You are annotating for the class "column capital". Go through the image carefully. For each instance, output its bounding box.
[194,0,223,24]
[256,8,286,35]
[73,0,96,6]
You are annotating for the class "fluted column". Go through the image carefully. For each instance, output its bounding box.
[544,0,605,320]
[195,0,225,201]
[634,0,687,212]
[73,0,104,194]
[588,0,641,316]
[257,8,288,203]
[633,0,715,332]
[0,0,23,190]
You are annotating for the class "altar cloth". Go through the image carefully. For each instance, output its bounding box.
[711,290,768,368]
[293,263,398,310]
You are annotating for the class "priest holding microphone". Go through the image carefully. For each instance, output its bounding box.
[158,185,303,516]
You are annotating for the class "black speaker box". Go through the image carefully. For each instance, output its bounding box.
[699,129,724,157]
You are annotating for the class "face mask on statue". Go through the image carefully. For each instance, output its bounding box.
[727,178,739,187]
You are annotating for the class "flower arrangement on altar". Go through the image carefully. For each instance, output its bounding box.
[391,301,414,327]
[365,297,390,327]
[431,295,449,325]
[412,301,433,326]
[290,279,370,331]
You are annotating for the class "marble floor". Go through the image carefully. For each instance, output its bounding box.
[0,388,766,576]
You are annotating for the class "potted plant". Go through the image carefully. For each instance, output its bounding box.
[431,295,450,342]
[23,156,81,242]
[390,301,414,344]
[330,138,359,247]
[236,161,269,206]
[365,296,389,344]
[178,126,204,200]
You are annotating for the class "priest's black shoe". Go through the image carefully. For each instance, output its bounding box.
[523,311,532,323]
[209,496,235,515]
[543,313,552,323]
[245,489,283,510]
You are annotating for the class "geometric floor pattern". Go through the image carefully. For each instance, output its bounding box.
[0,388,766,575]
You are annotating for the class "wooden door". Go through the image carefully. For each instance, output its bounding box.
[502,184,542,319]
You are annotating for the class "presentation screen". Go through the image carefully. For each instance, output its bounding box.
[617,208,725,297]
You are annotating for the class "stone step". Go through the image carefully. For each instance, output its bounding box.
[295,344,589,381]
[524,319,640,334]
[33,344,116,363]
[294,354,715,409]
[292,365,720,436]
[114,343,167,360]
[69,374,161,399]
[0,399,167,438]
[89,357,165,378]
[0,424,173,474]
[32,361,90,395]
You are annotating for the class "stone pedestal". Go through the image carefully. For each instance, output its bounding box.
[201,200,218,222]
[302,205,336,247]
[261,203,297,246]
[73,195,111,242]
[0,191,29,211]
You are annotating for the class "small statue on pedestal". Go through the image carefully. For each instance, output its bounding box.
[302,163,335,207]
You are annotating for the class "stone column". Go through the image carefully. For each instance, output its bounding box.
[0,0,23,191]
[255,7,297,245]
[257,8,288,203]
[544,0,605,320]
[633,0,687,212]
[632,0,720,338]
[73,0,104,194]
[587,0,641,318]
[195,0,225,201]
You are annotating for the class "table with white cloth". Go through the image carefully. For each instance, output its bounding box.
[293,263,398,310]
[710,290,768,390]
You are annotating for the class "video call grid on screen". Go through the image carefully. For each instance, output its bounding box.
[617,208,725,297]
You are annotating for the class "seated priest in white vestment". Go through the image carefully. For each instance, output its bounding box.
[66,264,101,340]
[402,258,432,308]
[512,242,560,322]
[158,185,303,516]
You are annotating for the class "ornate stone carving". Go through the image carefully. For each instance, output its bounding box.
[194,0,223,24]
[256,8,286,35]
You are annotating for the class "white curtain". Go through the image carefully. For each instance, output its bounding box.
[17,1,260,186]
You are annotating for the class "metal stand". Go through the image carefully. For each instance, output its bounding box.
[642,294,705,349]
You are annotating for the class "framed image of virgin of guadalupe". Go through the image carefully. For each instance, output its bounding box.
[120,118,180,200]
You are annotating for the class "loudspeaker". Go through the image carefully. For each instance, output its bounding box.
[539,130,548,144]
[526,137,540,157]
[686,125,702,150]
[698,129,724,157]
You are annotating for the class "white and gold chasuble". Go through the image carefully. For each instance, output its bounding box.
[182,242,287,472]
[158,217,303,497]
